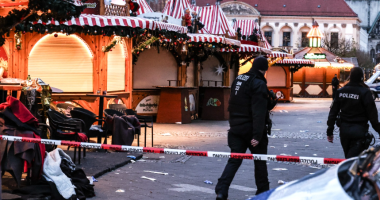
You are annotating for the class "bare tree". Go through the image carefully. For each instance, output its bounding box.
[322,32,356,57]
[355,49,376,70]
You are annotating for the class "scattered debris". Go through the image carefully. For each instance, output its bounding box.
[127,155,136,159]
[300,130,309,133]
[204,180,213,185]
[137,159,147,162]
[144,170,168,175]
[283,110,288,113]
[141,176,156,181]
[130,160,136,163]
[270,146,275,148]
[273,168,288,171]
[161,133,172,136]
[279,110,283,113]
[305,145,309,147]
[115,173,119,174]
[284,144,288,147]
[116,189,125,193]
[317,121,322,123]
[280,154,291,156]
[278,180,286,185]
[313,154,317,156]
[159,156,165,159]
[295,153,298,155]
[271,129,281,131]
[175,122,182,125]
[310,173,315,175]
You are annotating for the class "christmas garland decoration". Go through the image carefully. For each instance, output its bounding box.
[0,0,86,46]
[132,36,159,55]
[102,36,122,52]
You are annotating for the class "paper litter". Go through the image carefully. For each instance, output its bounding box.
[144,170,168,175]
[141,176,156,181]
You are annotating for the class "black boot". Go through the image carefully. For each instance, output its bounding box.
[216,193,227,200]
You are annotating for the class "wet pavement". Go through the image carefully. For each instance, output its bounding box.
[3,98,380,200]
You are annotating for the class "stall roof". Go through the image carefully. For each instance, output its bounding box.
[276,59,315,65]
[295,47,354,68]
[135,0,154,15]
[267,51,293,58]
[163,0,235,36]
[187,33,241,46]
[221,44,260,53]
[233,20,272,49]
[33,14,187,34]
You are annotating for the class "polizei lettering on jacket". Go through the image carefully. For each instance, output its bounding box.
[339,93,359,100]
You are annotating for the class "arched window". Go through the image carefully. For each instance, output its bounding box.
[107,43,125,91]
[281,26,292,47]
[29,34,93,92]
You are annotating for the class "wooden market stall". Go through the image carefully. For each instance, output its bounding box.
[293,22,354,97]
[2,13,187,116]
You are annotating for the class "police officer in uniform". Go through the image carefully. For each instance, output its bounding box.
[215,57,275,200]
[327,67,380,158]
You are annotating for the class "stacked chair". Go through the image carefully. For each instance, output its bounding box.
[106,104,154,147]
[46,110,87,164]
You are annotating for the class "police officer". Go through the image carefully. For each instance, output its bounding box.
[327,67,380,158]
[215,57,274,200]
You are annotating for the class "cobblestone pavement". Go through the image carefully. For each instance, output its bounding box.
[86,98,380,200]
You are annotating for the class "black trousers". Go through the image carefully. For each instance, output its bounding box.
[215,132,269,197]
[332,88,337,100]
[340,123,369,159]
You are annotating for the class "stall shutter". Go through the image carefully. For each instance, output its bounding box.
[107,43,125,91]
[28,34,93,92]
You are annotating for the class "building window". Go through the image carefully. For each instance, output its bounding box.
[283,32,291,46]
[301,32,309,47]
[264,31,272,45]
[331,32,339,49]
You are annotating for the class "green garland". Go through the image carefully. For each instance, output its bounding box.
[0,0,86,46]
[132,36,159,55]
[102,37,121,52]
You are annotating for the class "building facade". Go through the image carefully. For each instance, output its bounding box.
[197,0,360,53]
[345,0,380,64]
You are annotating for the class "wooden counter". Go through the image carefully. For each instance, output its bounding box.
[155,87,196,124]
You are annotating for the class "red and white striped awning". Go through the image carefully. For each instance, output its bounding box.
[187,33,241,46]
[135,0,154,15]
[221,44,260,52]
[260,47,272,54]
[267,51,293,58]
[233,19,272,49]
[162,0,194,19]
[276,59,315,65]
[33,14,187,34]
[194,5,235,36]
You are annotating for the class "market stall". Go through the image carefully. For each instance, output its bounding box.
[3,13,187,116]
[293,22,354,97]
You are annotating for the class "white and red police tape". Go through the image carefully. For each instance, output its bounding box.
[1,135,345,165]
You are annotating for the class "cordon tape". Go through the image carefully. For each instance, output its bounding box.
[0,135,345,165]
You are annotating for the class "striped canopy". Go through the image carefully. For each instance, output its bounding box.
[135,0,154,15]
[162,0,235,36]
[267,51,293,58]
[233,19,272,49]
[33,14,188,34]
[187,33,240,46]
[276,59,315,65]
[162,0,194,19]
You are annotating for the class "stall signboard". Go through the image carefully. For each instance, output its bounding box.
[82,0,100,14]
[136,95,160,114]
[138,12,182,26]
[304,53,326,59]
